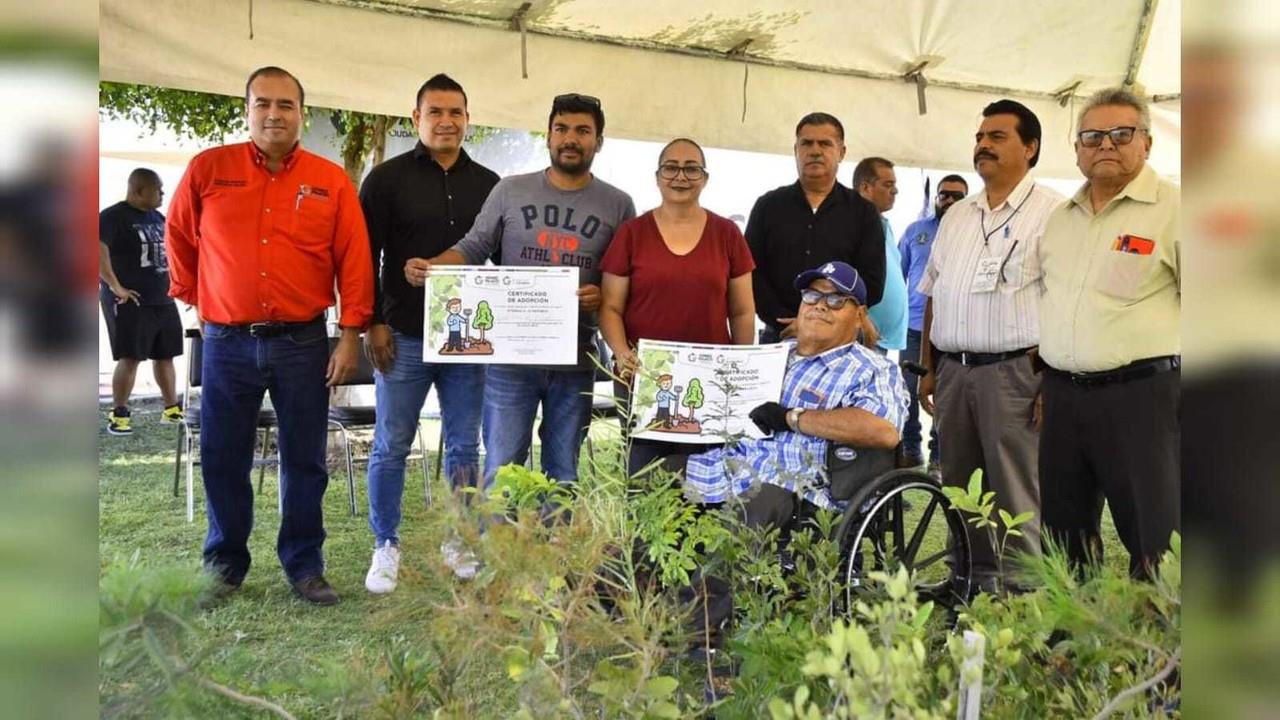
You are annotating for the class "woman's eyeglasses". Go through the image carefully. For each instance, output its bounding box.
[657,164,706,181]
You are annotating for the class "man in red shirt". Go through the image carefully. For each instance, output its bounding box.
[166,66,373,605]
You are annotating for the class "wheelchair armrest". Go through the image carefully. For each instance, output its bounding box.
[825,444,896,502]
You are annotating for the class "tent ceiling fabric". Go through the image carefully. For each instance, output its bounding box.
[99,0,1181,178]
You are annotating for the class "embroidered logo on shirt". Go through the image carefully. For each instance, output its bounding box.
[297,184,331,200]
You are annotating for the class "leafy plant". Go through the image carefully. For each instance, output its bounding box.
[941,468,1034,592]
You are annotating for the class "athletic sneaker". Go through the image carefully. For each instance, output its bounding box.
[106,408,132,436]
[161,404,185,424]
[364,540,401,594]
[440,537,481,580]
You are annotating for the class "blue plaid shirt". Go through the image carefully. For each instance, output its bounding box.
[684,340,908,510]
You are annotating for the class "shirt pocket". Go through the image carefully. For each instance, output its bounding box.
[291,197,337,251]
[997,238,1035,293]
[1095,250,1153,302]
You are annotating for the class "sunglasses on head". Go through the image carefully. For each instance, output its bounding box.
[800,288,859,309]
[553,93,601,108]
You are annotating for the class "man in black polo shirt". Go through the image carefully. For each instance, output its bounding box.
[99,168,184,435]
[746,112,886,343]
[359,74,499,593]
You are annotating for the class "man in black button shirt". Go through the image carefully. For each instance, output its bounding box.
[358,74,499,593]
[99,168,184,435]
[746,113,886,343]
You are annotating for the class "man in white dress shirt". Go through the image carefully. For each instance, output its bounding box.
[917,99,1064,592]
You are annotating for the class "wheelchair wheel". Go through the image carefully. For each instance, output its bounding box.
[835,469,971,609]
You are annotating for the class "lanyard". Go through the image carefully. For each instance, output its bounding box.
[979,189,1032,247]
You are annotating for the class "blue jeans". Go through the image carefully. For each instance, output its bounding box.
[200,320,330,584]
[367,331,484,546]
[482,366,594,488]
[902,329,938,459]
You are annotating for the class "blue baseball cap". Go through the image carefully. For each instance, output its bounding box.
[793,261,867,305]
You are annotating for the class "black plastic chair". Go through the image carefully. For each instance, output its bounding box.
[172,329,279,522]
[326,337,433,515]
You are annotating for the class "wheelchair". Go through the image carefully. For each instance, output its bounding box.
[823,443,972,609]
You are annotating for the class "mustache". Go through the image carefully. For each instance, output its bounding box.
[974,151,997,162]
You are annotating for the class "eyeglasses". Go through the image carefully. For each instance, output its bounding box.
[1077,126,1143,148]
[937,190,966,202]
[800,288,859,309]
[553,93,601,108]
[657,163,706,181]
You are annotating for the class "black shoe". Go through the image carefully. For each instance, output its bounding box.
[291,575,340,605]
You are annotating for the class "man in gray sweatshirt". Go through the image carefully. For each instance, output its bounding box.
[407,93,635,500]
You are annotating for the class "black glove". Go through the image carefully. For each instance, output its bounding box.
[749,401,790,435]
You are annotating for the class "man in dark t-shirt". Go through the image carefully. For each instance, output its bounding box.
[99,168,184,435]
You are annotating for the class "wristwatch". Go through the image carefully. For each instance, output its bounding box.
[786,407,807,433]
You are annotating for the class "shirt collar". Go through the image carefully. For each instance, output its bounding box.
[974,171,1037,213]
[790,180,850,210]
[248,141,301,171]
[412,142,471,171]
[1070,162,1159,211]
[788,339,858,370]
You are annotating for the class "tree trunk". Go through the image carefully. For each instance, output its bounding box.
[341,115,369,189]
[370,115,390,167]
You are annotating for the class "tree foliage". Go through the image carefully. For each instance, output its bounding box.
[99,82,247,143]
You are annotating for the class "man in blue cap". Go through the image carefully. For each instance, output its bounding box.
[683,260,909,524]
[665,260,908,659]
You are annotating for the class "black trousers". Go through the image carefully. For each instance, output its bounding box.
[1039,366,1180,579]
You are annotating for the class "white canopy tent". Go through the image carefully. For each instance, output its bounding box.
[99,0,1180,179]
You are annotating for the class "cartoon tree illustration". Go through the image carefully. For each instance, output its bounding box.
[473,301,494,343]
[682,378,705,422]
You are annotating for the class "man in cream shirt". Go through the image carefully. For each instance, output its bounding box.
[917,99,1063,592]
[1038,88,1180,579]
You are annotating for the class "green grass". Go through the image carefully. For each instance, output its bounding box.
[98,402,530,718]
[99,401,1127,717]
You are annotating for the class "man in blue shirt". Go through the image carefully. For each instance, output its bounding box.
[898,174,968,473]
[854,157,906,357]
[684,261,907,518]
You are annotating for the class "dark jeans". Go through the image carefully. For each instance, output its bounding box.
[902,329,938,459]
[200,320,331,584]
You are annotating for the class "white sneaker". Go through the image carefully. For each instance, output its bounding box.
[364,540,401,594]
[440,537,481,580]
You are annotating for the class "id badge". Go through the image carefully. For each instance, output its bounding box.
[971,256,1001,293]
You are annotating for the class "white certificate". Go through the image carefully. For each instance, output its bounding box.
[423,266,579,364]
[631,340,788,444]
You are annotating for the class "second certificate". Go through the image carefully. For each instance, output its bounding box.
[423,266,580,365]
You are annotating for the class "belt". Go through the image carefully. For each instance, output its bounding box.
[211,316,325,338]
[941,348,1033,367]
[1049,356,1180,388]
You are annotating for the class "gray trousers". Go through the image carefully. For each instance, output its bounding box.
[935,353,1042,581]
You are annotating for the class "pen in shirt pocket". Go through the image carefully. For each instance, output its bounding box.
[295,189,305,210]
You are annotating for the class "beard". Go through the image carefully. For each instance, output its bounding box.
[550,147,593,176]
[935,202,949,219]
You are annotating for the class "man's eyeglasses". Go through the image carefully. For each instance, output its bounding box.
[1077,126,1143,148]
[553,93,601,108]
[800,288,859,309]
[937,190,966,202]
[657,163,706,181]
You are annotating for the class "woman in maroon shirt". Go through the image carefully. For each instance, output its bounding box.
[600,138,756,476]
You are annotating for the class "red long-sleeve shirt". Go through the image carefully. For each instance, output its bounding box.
[165,142,373,328]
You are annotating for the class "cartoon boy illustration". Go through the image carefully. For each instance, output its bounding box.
[445,298,465,352]
[654,374,678,428]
